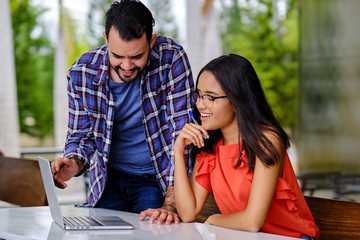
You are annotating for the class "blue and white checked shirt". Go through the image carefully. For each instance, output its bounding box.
[64,35,194,207]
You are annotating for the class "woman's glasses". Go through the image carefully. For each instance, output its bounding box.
[191,91,227,109]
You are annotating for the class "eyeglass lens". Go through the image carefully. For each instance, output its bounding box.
[192,91,213,108]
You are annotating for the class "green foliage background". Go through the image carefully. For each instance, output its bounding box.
[219,0,298,134]
[10,0,54,139]
[10,0,298,141]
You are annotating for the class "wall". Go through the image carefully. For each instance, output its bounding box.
[298,0,360,173]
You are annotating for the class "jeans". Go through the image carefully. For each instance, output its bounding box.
[95,166,164,213]
[300,236,317,240]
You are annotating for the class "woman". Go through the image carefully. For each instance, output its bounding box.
[174,54,319,239]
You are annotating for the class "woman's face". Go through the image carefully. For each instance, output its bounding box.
[196,70,238,137]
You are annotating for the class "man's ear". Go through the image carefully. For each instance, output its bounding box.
[103,32,108,45]
[150,34,157,49]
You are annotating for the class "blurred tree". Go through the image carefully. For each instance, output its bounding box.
[147,0,179,42]
[10,0,54,140]
[87,0,179,48]
[61,6,91,67]
[219,0,298,134]
[54,0,92,148]
[87,0,113,47]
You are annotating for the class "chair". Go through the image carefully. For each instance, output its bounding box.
[0,156,47,207]
[305,195,360,240]
[197,194,360,239]
[195,194,221,223]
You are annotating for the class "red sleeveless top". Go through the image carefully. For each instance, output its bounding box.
[195,140,320,239]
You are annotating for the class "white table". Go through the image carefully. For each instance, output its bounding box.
[0,205,299,240]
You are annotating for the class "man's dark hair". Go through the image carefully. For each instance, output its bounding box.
[105,0,155,43]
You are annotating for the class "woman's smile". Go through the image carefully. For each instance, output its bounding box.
[200,112,213,121]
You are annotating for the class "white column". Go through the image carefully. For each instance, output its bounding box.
[0,0,20,157]
[53,25,68,149]
[186,0,202,80]
[202,1,222,66]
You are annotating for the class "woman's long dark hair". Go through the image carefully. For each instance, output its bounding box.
[190,54,290,171]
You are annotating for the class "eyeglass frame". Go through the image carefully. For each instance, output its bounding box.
[191,90,228,109]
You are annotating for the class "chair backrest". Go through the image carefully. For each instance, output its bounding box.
[305,196,360,240]
[195,194,221,223]
[0,156,47,207]
[197,194,360,240]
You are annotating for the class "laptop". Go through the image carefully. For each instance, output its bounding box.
[38,156,134,230]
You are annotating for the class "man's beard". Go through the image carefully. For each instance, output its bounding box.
[111,65,141,83]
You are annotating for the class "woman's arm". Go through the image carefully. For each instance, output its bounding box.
[205,132,285,232]
[174,123,209,222]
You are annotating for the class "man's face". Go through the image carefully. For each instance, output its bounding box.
[104,27,156,83]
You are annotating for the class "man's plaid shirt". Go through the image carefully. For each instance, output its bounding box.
[64,36,194,207]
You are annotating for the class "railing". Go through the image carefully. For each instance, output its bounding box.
[20,147,63,158]
[297,172,360,202]
[19,146,89,203]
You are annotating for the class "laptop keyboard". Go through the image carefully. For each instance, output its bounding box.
[63,216,101,227]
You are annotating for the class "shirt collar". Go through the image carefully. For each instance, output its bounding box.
[93,45,110,86]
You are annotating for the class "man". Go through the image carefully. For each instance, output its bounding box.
[51,0,194,225]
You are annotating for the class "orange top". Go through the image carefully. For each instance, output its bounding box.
[195,140,320,239]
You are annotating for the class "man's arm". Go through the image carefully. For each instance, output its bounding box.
[139,38,194,225]
[139,186,180,225]
[52,156,85,189]
[161,186,177,212]
[64,68,96,171]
